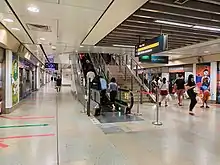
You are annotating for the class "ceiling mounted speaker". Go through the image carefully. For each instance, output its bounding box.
[174,0,190,5]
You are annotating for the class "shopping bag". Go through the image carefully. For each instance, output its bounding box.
[174,93,178,99]
[184,92,189,99]
[167,94,172,101]
[196,96,203,104]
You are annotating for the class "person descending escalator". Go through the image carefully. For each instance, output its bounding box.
[108,77,118,111]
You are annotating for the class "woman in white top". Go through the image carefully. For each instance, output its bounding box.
[159,77,169,107]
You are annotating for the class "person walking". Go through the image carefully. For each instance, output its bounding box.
[200,77,210,108]
[56,76,62,92]
[159,77,169,107]
[108,77,118,111]
[185,74,197,115]
[175,74,185,106]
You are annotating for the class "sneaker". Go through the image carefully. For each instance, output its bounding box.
[189,112,195,116]
[206,106,210,108]
[165,105,168,107]
[200,105,204,108]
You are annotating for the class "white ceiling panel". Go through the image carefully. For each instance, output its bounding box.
[7,0,111,56]
[82,0,149,45]
[61,0,112,10]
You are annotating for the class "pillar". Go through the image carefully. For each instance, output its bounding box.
[210,62,217,101]
[5,50,13,110]
[36,66,40,89]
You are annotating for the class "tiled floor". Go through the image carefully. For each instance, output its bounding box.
[1,84,220,165]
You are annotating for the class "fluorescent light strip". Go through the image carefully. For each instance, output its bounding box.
[155,20,193,27]
[113,44,135,48]
[193,25,220,32]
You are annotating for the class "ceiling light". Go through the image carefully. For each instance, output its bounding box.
[11,28,20,31]
[3,18,14,23]
[27,6,40,13]
[51,46,56,50]
[193,25,220,32]
[204,51,209,53]
[155,20,193,27]
[80,45,84,48]
[113,44,135,48]
[40,38,45,41]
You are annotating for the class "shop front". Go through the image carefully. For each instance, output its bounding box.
[19,58,36,99]
[168,65,193,93]
[217,62,220,104]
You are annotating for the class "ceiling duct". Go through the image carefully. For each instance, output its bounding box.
[26,23,52,32]
[174,0,190,5]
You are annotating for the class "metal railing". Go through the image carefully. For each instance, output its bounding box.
[112,54,156,103]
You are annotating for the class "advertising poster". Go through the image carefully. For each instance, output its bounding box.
[196,63,211,96]
[12,54,19,105]
[217,62,220,103]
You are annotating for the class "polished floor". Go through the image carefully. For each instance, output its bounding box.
[1,84,220,165]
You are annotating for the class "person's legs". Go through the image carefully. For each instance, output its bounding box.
[159,95,165,106]
[189,96,197,112]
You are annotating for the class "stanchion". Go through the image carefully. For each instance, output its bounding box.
[134,91,142,116]
[86,78,91,116]
[152,87,162,126]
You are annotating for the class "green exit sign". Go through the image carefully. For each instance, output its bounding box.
[139,55,151,62]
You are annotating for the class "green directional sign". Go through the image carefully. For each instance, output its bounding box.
[0,124,49,129]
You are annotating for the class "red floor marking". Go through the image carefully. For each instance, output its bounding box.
[0,142,9,149]
[0,133,55,140]
[0,116,54,120]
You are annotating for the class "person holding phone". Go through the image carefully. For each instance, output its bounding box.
[185,74,197,115]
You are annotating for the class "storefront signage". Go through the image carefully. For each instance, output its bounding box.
[169,66,184,73]
[135,34,168,57]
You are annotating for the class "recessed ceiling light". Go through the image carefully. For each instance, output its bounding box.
[11,28,20,31]
[40,38,45,41]
[155,20,193,27]
[80,45,84,48]
[204,51,209,53]
[27,6,40,13]
[51,46,56,50]
[3,18,14,23]
[193,25,220,32]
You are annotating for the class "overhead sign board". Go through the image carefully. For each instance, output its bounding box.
[45,63,58,70]
[139,55,169,64]
[135,34,168,57]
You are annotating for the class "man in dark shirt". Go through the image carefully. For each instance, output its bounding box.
[56,76,62,92]
[175,74,185,106]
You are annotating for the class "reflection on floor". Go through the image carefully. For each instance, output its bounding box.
[95,112,144,123]
[1,84,220,165]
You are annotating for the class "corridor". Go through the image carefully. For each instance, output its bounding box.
[1,84,220,165]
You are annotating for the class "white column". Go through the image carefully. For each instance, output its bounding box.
[36,66,40,89]
[210,62,217,101]
[193,63,196,81]
[5,50,12,109]
[43,71,46,84]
